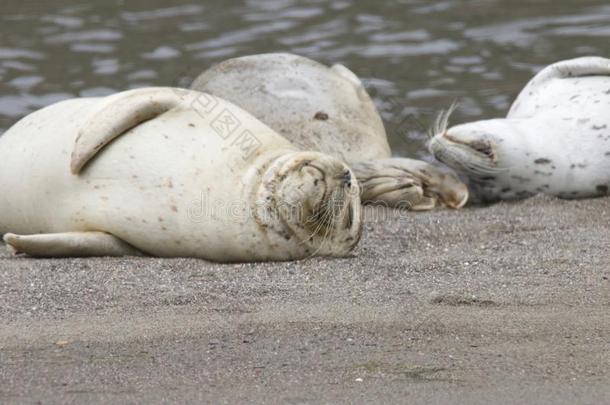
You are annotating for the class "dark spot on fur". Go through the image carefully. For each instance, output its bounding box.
[592,125,607,130]
[480,176,496,181]
[511,175,531,183]
[170,205,178,212]
[605,151,610,156]
[534,158,552,164]
[314,111,329,120]
[501,187,511,193]
[597,185,609,194]
[534,170,552,177]
[188,123,195,127]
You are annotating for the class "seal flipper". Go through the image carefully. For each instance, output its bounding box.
[351,169,427,210]
[530,56,610,83]
[3,232,144,257]
[71,87,191,175]
[331,64,364,88]
[509,57,610,117]
[351,158,469,210]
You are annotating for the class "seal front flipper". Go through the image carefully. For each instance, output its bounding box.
[3,232,145,257]
[350,158,469,210]
[70,87,192,175]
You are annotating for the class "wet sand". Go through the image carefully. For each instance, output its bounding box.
[1,195,609,404]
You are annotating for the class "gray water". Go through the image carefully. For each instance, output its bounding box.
[2,0,609,157]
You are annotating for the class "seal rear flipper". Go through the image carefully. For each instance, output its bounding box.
[533,57,610,83]
[509,57,610,117]
[331,63,364,88]
[70,87,194,175]
[3,232,145,258]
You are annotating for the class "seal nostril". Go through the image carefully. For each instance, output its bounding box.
[342,170,352,187]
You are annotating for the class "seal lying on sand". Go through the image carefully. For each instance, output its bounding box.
[429,56,610,202]
[190,53,468,210]
[0,87,362,261]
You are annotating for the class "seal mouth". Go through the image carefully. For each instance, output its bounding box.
[261,152,362,257]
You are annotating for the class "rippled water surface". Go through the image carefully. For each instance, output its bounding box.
[2,0,609,156]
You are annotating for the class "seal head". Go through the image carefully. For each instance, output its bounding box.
[429,57,610,202]
[256,151,362,258]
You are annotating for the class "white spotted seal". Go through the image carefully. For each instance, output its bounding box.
[429,56,610,202]
[190,53,468,210]
[0,87,362,261]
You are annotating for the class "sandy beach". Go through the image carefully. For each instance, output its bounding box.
[0,195,609,404]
